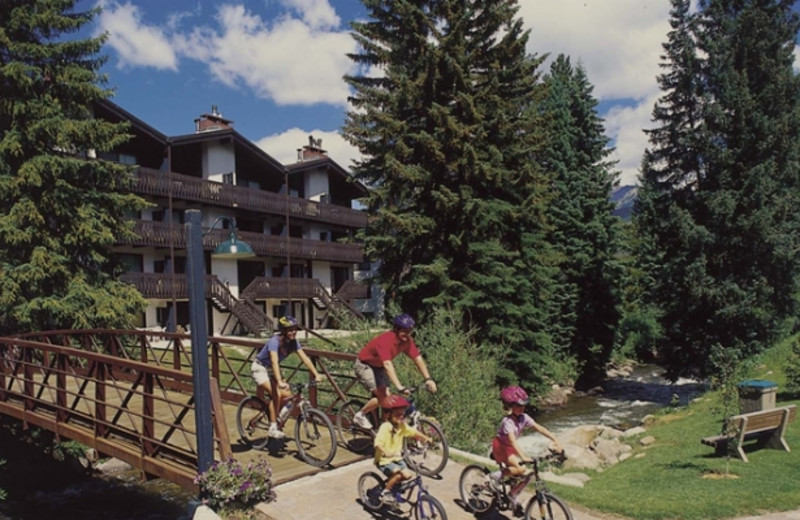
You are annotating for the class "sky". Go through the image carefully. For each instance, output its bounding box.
[77,0,799,187]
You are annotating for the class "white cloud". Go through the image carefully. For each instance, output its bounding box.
[95,1,179,70]
[280,0,341,30]
[605,93,660,186]
[98,1,357,107]
[519,1,672,186]
[181,5,356,106]
[256,128,360,171]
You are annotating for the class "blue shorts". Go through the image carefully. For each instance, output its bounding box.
[379,460,408,477]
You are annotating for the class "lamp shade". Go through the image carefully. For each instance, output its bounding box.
[213,232,255,259]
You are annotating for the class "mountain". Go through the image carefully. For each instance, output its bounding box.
[610,184,638,220]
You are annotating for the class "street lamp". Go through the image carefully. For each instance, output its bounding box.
[185,209,254,473]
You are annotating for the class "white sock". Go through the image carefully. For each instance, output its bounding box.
[489,470,502,480]
[270,422,278,429]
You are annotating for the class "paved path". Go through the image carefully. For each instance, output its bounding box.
[254,455,800,520]
[255,455,617,520]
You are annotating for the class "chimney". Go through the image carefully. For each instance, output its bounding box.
[194,105,234,133]
[299,135,327,161]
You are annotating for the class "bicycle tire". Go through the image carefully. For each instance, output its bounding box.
[458,464,495,513]
[357,471,385,511]
[236,396,270,450]
[336,399,374,454]
[414,493,447,520]
[404,416,448,477]
[524,492,573,520]
[294,408,337,467]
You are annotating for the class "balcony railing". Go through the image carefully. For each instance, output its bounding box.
[125,220,364,263]
[133,167,368,229]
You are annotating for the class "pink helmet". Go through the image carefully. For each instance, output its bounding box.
[500,386,529,406]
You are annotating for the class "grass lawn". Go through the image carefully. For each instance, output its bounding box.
[551,341,800,520]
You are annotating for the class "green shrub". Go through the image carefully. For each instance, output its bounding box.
[399,308,502,453]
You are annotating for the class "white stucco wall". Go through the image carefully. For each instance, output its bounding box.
[305,169,329,201]
[203,141,235,181]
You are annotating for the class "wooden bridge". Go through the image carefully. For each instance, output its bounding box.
[0,329,369,492]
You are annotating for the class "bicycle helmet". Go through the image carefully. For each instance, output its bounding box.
[278,315,299,332]
[392,313,415,330]
[500,386,530,406]
[383,394,410,410]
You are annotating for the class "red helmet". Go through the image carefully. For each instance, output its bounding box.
[500,386,529,406]
[383,394,410,410]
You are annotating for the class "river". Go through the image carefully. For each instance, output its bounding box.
[518,363,706,453]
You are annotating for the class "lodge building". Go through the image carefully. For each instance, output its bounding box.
[96,100,375,336]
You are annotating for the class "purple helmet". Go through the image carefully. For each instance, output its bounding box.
[278,315,298,332]
[392,313,415,330]
[500,386,529,406]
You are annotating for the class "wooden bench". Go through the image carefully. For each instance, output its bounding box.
[701,404,796,462]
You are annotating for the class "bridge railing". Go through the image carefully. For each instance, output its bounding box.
[14,329,370,419]
[0,336,228,490]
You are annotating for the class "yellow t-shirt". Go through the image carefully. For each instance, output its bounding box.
[374,421,419,466]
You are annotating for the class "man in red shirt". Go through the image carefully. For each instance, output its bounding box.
[352,313,437,429]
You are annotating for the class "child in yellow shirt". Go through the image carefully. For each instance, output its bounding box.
[373,394,433,505]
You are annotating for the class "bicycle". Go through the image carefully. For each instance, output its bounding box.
[358,465,448,519]
[336,384,449,477]
[236,380,337,468]
[458,451,573,520]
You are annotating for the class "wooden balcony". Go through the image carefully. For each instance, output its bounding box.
[124,220,364,263]
[133,167,368,229]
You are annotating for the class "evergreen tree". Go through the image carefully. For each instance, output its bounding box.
[541,55,623,387]
[343,0,564,393]
[635,0,800,379]
[0,0,147,334]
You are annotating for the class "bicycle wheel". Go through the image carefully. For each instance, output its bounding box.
[404,417,448,477]
[357,471,385,511]
[523,492,573,520]
[415,494,447,520]
[336,399,374,454]
[294,408,337,467]
[236,396,270,450]
[458,464,495,514]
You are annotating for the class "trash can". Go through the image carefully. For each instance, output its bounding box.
[737,379,777,413]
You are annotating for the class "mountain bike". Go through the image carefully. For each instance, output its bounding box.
[336,384,449,477]
[236,380,337,468]
[459,451,573,520]
[357,465,447,519]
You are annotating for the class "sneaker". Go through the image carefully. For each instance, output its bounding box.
[353,411,372,430]
[488,475,503,492]
[267,423,286,439]
[513,502,526,518]
[380,489,397,506]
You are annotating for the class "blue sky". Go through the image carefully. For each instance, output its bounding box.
[78,0,800,187]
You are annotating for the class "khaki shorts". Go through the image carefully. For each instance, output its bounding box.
[252,361,271,386]
[354,358,390,393]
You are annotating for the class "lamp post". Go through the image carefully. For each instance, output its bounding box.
[185,209,254,473]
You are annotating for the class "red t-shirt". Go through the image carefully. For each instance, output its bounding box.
[357,330,420,367]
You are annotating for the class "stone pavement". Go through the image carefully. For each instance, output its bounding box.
[253,453,800,520]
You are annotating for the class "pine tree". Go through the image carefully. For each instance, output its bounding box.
[343,0,564,393]
[541,55,623,387]
[0,0,147,334]
[635,0,800,378]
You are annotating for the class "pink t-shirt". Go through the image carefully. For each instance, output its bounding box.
[495,413,535,447]
[357,330,420,367]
